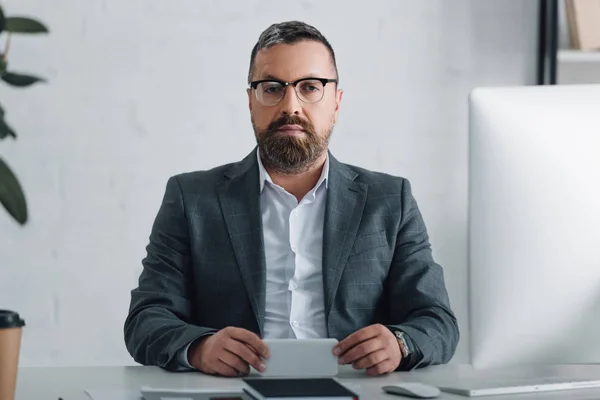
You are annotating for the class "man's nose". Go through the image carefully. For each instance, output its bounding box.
[279,85,302,115]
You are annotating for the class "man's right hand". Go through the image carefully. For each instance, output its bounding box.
[188,327,270,377]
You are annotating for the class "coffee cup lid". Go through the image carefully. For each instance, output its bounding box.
[0,310,25,328]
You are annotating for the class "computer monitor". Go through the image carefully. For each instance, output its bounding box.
[468,84,600,369]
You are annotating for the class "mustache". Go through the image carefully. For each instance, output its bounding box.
[266,115,315,135]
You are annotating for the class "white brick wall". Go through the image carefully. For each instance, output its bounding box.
[0,0,537,366]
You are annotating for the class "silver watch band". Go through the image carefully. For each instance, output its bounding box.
[394,330,411,358]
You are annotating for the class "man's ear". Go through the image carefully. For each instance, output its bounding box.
[336,89,343,111]
[247,88,253,111]
[333,88,343,123]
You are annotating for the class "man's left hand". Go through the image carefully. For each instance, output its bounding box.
[333,324,401,376]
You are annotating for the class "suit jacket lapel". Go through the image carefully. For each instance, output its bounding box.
[217,149,266,335]
[322,154,368,323]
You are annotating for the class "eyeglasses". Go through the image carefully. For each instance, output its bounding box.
[249,77,338,106]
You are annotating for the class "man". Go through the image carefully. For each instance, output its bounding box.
[124,20,459,377]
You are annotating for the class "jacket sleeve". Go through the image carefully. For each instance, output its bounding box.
[124,176,217,371]
[385,178,460,370]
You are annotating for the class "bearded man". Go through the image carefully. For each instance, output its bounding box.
[124,20,459,377]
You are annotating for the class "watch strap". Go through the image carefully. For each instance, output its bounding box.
[394,330,412,358]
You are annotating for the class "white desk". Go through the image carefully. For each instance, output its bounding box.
[15,364,600,400]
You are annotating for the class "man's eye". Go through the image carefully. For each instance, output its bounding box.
[263,84,282,94]
[299,81,322,93]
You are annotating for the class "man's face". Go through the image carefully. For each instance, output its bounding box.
[247,40,343,174]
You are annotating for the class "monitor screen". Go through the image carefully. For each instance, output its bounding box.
[468,84,600,368]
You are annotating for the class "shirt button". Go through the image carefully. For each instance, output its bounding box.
[292,321,299,327]
[290,283,298,290]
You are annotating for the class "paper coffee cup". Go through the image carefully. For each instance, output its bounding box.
[0,310,25,400]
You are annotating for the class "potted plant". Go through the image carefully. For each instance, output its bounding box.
[0,4,48,225]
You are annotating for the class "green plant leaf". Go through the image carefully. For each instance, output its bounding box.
[0,56,6,75]
[0,6,5,34]
[4,17,48,34]
[0,90,17,139]
[1,72,46,87]
[0,157,28,225]
[0,118,16,139]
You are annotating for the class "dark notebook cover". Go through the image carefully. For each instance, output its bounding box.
[242,378,359,399]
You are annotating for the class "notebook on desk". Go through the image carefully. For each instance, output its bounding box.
[140,386,249,400]
[242,378,359,400]
[438,376,600,397]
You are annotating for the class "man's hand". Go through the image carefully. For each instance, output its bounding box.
[333,324,401,376]
[188,327,270,377]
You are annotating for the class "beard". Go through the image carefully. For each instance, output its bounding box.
[253,114,332,174]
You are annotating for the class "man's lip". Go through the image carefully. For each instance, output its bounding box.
[277,124,305,131]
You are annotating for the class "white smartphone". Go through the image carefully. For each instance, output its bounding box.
[250,338,339,377]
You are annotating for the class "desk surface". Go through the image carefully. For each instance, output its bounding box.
[15,364,600,400]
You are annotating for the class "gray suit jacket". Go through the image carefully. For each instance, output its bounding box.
[124,148,459,371]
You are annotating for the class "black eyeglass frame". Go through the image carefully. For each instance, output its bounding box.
[249,77,338,104]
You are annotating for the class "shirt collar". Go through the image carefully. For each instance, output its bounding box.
[257,148,329,193]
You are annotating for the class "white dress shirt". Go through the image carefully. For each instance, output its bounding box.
[179,150,329,367]
[259,150,329,339]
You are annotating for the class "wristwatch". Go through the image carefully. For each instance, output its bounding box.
[394,330,412,358]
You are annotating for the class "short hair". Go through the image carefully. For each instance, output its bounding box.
[247,21,339,84]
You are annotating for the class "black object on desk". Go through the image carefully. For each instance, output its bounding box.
[242,377,359,399]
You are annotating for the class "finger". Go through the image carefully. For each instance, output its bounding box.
[228,328,270,358]
[334,325,380,356]
[218,350,251,376]
[338,338,384,365]
[213,359,240,377]
[366,359,395,376]
[352,349,388,370]
[226,339,266,373]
